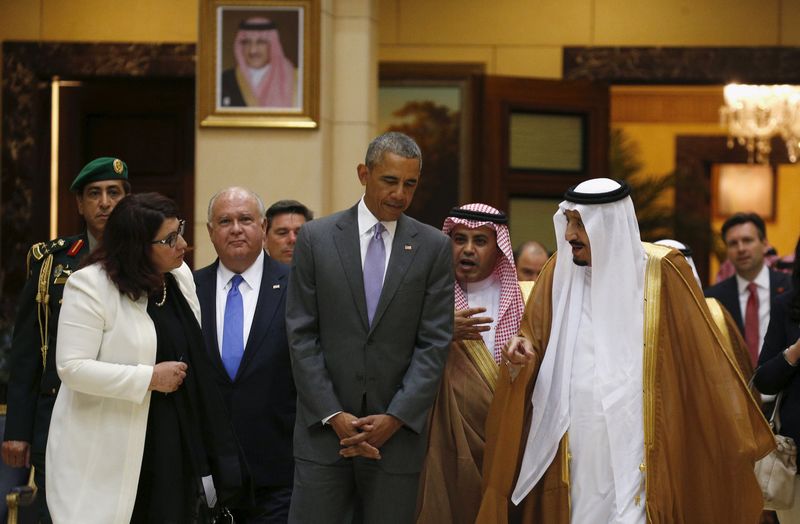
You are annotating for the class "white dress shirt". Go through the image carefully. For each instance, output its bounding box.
[736,264,770,355]
[465,274,501,356]
[215,250,264,354]
[247,63,271,86]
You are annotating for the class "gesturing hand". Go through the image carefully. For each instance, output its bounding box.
[503,336,535,367]
[149,361,188,393]
[454,307,493,342]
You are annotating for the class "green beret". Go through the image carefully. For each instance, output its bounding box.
[69,157,128,193]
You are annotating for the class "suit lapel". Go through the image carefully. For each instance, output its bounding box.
[237,254,285,380]
[370,214,419,331]
[333,206,370,329]
[196,261,227,375]
[725,277,744,332]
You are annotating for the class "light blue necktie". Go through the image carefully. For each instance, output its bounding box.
[221,274,244,380]
[363,223,386,325]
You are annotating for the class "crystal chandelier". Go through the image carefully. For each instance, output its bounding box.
[719,83,800,163]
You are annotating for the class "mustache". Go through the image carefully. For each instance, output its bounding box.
[569,241,585,248]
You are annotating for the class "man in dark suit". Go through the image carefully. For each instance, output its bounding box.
[195,186,295,523]
[705,212,792,367]
[286,132,454,523]
[2,157,130,523]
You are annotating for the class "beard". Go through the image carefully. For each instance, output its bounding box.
[572,257,589,267]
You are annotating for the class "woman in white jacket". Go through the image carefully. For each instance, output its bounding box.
[47,193,247,524]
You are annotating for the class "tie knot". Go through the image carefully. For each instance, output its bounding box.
[373,223,385,240]
[747,282,757,294]
[230,274,244,289]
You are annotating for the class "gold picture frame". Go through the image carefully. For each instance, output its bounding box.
[198,0,320,128]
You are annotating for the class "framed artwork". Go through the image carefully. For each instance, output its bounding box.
[712,163,776,221]
[379,62,483,228]
[198,0,320,128]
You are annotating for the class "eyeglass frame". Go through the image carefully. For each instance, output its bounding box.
[151,219,186,248]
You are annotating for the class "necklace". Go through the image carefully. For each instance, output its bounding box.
[155,281,167,307]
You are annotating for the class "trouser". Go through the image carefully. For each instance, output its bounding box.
[288,457,418,524]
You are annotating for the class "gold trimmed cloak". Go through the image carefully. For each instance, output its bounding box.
[477,245,774,524]
[416,282,535,523]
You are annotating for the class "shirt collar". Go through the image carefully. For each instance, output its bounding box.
[218,250,265,290]
[87,231,99,252]
[736,263,769,294]
[357,197,398,238]
[465,272,501,294]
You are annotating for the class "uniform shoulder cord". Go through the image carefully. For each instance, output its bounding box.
[35,254,54,369]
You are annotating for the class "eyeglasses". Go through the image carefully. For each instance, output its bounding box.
[151,219,185,248]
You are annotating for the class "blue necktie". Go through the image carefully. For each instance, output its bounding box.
[363,223,386,325]
[221,274,244,380]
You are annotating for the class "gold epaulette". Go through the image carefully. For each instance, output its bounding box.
[26,238,69,276]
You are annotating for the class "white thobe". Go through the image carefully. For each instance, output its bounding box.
[466,274,501,356]
[568,271,645,524]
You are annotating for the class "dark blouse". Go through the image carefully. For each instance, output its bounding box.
[753,292,800,443]
[131,274,212,523]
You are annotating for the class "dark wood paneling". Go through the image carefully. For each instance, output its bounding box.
[1,42,194,370]
[675,136,790,285]
[57,78,195,261]
[564,47,800,84]
[477,76,610,211]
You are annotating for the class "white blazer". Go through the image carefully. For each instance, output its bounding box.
[46,262,200,524]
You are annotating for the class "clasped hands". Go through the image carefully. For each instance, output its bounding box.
[330,412,403,460]
[149,361,188,393]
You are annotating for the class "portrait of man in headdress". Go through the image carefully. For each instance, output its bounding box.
[217,8,302,111]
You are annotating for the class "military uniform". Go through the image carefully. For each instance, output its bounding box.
[5,234,89,522]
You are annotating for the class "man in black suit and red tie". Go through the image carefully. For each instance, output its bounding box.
[705,212,792,368]
[195,186,295,523]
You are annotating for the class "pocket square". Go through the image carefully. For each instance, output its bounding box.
[273,284,281,289]
[404,244,412,251]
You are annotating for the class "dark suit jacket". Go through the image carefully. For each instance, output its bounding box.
[704,268,792,334]
[194,253,295,488]
[286,205,454,474]
[5,233,89,460]
[753,292,800,443]
[220,69,246,107]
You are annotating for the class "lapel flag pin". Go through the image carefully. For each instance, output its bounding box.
[273,284,281,289]
[404,244,412,251]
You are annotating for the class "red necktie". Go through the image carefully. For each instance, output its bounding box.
[744,282,760,367]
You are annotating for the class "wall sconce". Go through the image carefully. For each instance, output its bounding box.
[712,163,775,220]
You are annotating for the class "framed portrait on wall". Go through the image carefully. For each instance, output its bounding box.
[198,0,320,128]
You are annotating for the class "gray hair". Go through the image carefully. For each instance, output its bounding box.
[207,186,266,223]
[364,132,422,171]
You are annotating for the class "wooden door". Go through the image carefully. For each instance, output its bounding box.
[56,77,195,264]
[472,76,609,250]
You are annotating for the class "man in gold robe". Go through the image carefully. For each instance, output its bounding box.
[477,178,774,524]
[416,204,528,523]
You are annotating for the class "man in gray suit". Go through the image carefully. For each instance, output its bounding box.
[286,132,454,523]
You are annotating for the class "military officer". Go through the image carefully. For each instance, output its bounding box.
[2,157,130,523]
